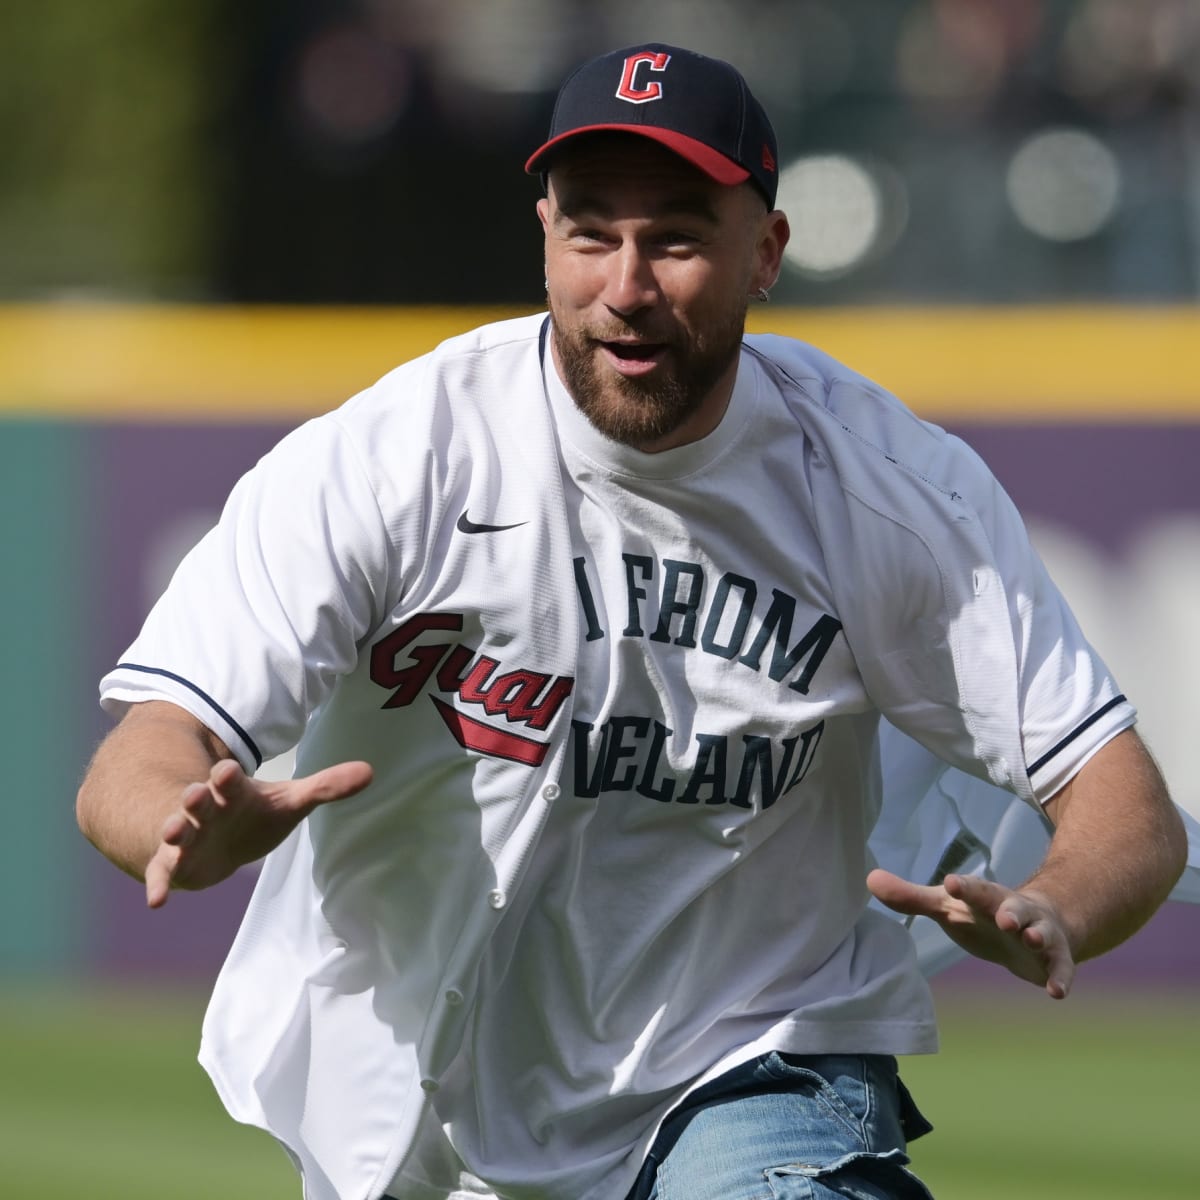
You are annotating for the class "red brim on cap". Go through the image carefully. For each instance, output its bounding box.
[525,124,751,186]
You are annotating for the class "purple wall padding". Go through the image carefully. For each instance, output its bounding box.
[83,419,1200,983]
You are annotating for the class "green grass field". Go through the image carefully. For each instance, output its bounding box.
[1,979,1197,1199]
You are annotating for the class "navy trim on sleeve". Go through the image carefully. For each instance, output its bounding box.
[1027,695,1127,778]
[114,663,264,767]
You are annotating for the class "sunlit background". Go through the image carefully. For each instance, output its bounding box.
[2,3,1199,1198]
[6,0,1200,302]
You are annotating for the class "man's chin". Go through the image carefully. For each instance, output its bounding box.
[575,383,694,447]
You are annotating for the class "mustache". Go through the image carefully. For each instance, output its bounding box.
[584,319,677,345]
[545,293,677,345]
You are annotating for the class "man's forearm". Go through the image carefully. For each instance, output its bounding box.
[76,701,229,882]
[1030,728,1186,963]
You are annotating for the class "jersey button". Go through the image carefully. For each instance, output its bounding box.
[542,783,561,802]
[487,889,506,910]
[444,987,465,1007]
[420,1078,440,1094]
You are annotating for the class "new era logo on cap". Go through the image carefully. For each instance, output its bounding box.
[525,43,779,209]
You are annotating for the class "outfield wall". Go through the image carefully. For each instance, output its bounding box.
[3,304,1198,984]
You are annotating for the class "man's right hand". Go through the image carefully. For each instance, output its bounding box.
[145,757,374,908]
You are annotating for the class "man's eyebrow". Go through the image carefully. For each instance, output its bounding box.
[552,194,609,223]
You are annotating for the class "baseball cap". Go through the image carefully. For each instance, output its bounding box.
[525,44,779,209]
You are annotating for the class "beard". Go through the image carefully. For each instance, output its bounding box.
[548,297,748,448]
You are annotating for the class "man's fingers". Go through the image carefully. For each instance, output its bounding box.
[152,772,240,899]
[291,761,375,810]
[146,759,375,911]
[145,845,178,909]
[984,885,1078,999]
[943,873,1009,918]
[875,869,1078,999]
[160,809,197,847]
[1021,922,1047,949]
[208,758,250,804]
[1046,955,1075,1000]
[865,868,948,918]
[201,757,374,818]
[995,890,1060,938]
[1018,915,1075,999]
[1037,925,1075,998]
[180,780,218,826]
[169,777,232,841]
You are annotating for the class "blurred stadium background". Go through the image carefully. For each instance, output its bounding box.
[2,1,1198,1197]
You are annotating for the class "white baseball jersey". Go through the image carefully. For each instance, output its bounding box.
[101,313,1141,1200]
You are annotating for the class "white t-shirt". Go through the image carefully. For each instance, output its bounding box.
[98,315,1136,1200]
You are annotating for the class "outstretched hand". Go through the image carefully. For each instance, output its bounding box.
[144,758,374,908]
[867,868,1076,999]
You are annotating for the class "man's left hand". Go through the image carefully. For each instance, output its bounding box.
[867,868,1075,998]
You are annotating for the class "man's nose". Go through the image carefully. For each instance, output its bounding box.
[602,242,659,316]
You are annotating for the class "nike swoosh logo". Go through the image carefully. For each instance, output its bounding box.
[456,510,528,535]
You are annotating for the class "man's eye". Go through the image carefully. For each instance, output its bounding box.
[660,231,701,246]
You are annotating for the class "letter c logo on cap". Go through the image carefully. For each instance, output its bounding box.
[616,51,671,104]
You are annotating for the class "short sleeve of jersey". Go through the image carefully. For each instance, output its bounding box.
[973,462,1134,801]
[857,432,1134,806]
[99,415,393,772]
[793,360,1135,810]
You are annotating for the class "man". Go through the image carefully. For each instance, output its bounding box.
[77,43,1188,1200]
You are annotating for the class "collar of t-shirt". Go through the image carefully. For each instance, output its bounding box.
[542,338,761,481]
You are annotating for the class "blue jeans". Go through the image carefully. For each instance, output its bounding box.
[623,1053,934,1200]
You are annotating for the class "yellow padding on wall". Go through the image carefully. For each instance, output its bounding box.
[1,303,1198,421]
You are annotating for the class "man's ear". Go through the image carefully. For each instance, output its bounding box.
[755,210,791,293]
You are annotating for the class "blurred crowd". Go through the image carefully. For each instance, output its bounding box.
[5,0,1200,304]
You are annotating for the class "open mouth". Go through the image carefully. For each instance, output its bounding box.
[599,341,668,373]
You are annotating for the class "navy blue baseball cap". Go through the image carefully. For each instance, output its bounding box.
[526,44,779,208]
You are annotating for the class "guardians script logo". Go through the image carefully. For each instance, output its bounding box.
[370,613,574,766]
